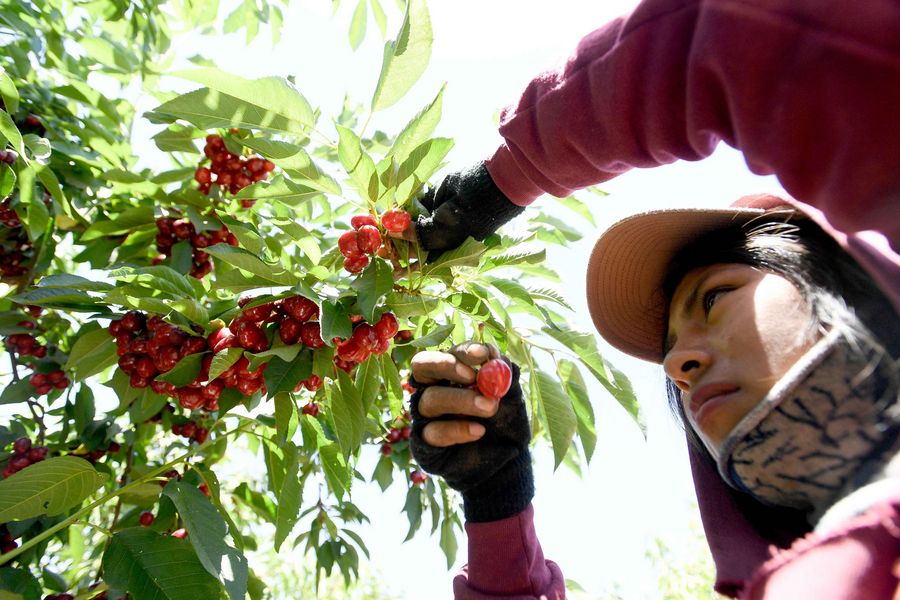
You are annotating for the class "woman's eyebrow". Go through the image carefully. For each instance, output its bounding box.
[664,269,718,355]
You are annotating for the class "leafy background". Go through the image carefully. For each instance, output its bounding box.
[0,0,788,598]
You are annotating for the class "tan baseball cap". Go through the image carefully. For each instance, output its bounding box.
[585,194,796,363]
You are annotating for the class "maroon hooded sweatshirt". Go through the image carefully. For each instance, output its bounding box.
[454,0,900,597]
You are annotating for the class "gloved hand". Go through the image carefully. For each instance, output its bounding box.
[408,342,533,522]
[415,162,525,262]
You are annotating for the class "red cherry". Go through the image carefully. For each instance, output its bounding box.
[356,225,382,254]
[234,322,268,353]
[9,456,31,471]
[411,469,428,485]
[476,359,512,401]
[181,422,197,439]
[198,482,210,496]
[202,379,224,401]
[208,327,238,353]
[301,402,320,417]
[180,336,208,357]
[236,377,263,396]
[387,428,402,443]
[139,511,155,526]
[194,167,212,184]
[282,296,318,322]
[350,214,378,230]
[380,443,393,456]
[129,374,150,389]
[304,374,322,391]
[299,322,324,349]
[177,387,204,410]
[134,357,158,379]
[343,254,369,273]
[172,219,194,240]
[278,317,302,345]
[375,313,399,341]
[381,209,411,234]
[29,373,48,387]
[28,446,48,462]
[120,311,146,333]
[193,427,209,444]
[241,300,275,322]
[338,231,362,259]
[171,528,188,539]
[12,437,31,455]
[401,426,411,440]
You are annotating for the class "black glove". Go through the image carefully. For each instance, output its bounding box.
[415,162,525,262]
[408,362,534,522]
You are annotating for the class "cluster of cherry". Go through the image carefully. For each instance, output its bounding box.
[0,199,32,279]
[171,420,209,444]
[2,437,48,479]
[154,216,239,279]
[195,134,275,205]
[338,211,411,273]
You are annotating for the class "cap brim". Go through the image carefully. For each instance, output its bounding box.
[585,206,792,363]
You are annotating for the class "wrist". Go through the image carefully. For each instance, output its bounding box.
[461,451,534,523]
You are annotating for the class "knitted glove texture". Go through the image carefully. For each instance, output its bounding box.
[409,362,534,522]
[415,162,525,262]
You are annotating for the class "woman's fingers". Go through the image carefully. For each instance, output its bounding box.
[422,420,486,447]
[447,341,499,367]
[418,386,499,419]
[411,350,477,384]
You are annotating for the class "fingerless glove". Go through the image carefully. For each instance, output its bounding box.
[416,163,525,262]
[408,362,534,522]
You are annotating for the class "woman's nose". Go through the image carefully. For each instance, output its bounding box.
[663,341,712,392]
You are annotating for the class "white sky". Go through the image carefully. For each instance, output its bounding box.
[14,0,788,598]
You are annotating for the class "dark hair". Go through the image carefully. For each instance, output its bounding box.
[662,213,900,449]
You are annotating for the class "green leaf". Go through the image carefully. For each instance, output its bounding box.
[162,482,249,600]
[209,347,245,381]
[238,138,339,194]
[0,164,14,199]
[379,353,404,418]
[557,359,597,463]
[354,357,381,413]
[263,352,312,396]
[331,370,366,456]
[152,123,202,153]
[146,68,315,135]
[383,292,438,319]
[408,323,455,348]
[395,137,454,202]
[80,206,154,241]
[543,326,643,433]
[273,393,294,446]
[0,566,41,600]
[0,68,19,115]
[232,482,276,523]
[371,454,393,491]
[532,370,577,470]
[102,529,222,599]
[319,299,352,345]
[423,238,487,277]
[351,258,393,322]
[371,0,433,111]
[336,125,377,203]
[155,352,206,387]
[64,328,117,381]
[0,457,105,522]
[0,380,32,406]
[439,516,458,569]
[37,274,113,292]
[348,0,367,50]
[234,175,322,206]
[529,286,573,311]
[0,110,23,153]
[12,287,99,312]
[274,442,302,551]
[205,244,298,286]
[389,84,445,163]
[489,278,535,307]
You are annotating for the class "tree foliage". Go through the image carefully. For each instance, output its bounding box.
[0,1,640,598]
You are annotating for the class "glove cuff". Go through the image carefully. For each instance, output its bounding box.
[462,451,534,523]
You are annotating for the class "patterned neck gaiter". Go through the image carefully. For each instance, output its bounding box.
[715,329,900,519]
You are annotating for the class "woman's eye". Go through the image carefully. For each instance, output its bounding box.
[703,287,731,313]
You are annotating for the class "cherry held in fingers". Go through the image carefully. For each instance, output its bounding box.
[476,358,512,400]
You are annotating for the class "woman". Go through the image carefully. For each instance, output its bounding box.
[408,194,900,598]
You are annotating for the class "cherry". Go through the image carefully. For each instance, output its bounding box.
[380,443,393,456]
[351,214,378,229]
[194,427,209,444]
[194,167,211,184]
[375,312,399,341]
[301,402,320,417]
[234,322,268,352]
[299,322,324,349]
[278,317,302,345]
[338,231,362,258]
[208,327,237,353]
[356,225,382,254]
[120,311,146,333]
[411,470,428,485]
[12,438,31,455]
[343,254,369,273]
[476,359,512,401]
[381,209,411,234]
[171,528,188,539]
[139,511,155,527]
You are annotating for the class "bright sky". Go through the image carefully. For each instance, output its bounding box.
[127,0,781,597]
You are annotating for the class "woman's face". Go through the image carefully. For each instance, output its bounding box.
[663,263,818,456]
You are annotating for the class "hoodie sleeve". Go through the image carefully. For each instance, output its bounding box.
[452,504,566,600]
[484,0,900,240]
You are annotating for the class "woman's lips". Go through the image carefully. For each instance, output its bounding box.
[689,383,740,424]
